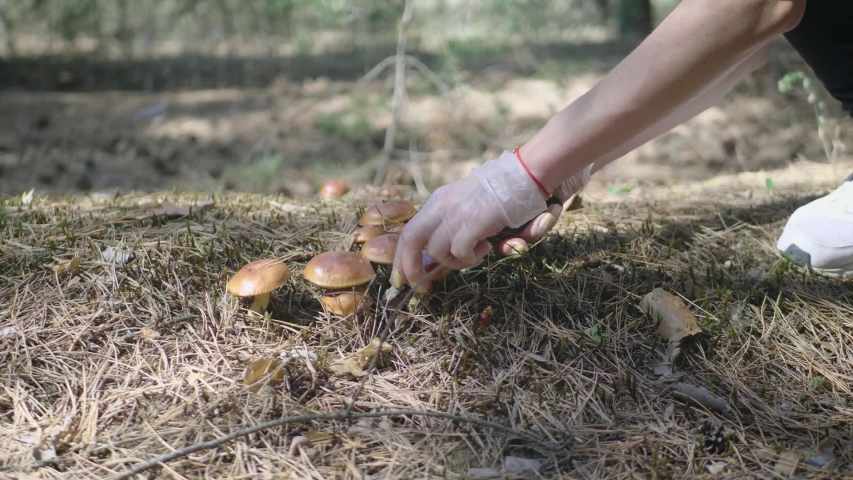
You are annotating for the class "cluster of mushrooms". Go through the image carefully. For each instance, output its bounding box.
[226,181,448,319]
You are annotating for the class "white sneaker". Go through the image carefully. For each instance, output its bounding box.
[776,178,853,278]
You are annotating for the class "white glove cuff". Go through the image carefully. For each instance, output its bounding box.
[471,150,548,228]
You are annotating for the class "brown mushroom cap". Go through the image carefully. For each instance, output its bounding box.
[380,184,403,197]
[360,199,416,226]
[353,224,385,244]
[303,251,374,289]
[361,234,399,265]
[319,179,350,199]
[227,259,292,297]
[320,287,373,316]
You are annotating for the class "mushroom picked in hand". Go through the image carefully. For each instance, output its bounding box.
[227,259,292,314]
[422,251,451,281]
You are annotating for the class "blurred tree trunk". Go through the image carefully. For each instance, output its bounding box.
[116,0,132,58]
[373,0,414,187]
[0,0,18,57]
[594,0,611,24]
[618,0,652,40]
[0,10,15,57]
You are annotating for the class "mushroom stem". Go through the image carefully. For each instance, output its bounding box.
[249,293,270,314]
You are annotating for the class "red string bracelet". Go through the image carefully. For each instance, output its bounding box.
[513,146,551,199]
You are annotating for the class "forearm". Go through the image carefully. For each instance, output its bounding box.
[588,42,771,175]
[522,0,805,191]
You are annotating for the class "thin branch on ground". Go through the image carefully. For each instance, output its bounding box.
[111,408,565,480]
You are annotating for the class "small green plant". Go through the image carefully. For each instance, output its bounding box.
[765,177,775,195]
[607,185,632,196]
[584,325,603,346]
[778,71,834,161]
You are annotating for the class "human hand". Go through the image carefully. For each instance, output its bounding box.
[489,187,578,257]
[391,150,592,292]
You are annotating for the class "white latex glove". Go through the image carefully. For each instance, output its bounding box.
[391,149,593,292]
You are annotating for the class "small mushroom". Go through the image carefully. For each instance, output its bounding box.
[361,234,399,266]
[380,184,403,197]
[303,251,374,289]
[354,223,405,246]
[303,251,375,315]
[227,259,292,314]
[353,225,385,244]
[319,179,350,199]
[320,286,373,316]
[360,199,416,227]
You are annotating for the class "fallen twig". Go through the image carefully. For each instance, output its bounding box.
[111,409,564,479]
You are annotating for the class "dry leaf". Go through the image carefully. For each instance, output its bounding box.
[504,456,542,473]
[51,257,80,273]
[0,326,18,339]
[774,450,801,477]
[136,200,215,219]
[186,372,200,387]
[304,429,335,445]
[0,473,43,480]
[288,436,310,456]
[243,358,286,392]
[140,326,160,339]
[651,360,673,378]
[101,246,134,265]
[706,461,728,474]
[355,337,392,359]
[525,352,549,363]
[672,382,729,413]
[328,357,366,377]
[466,468,501,478]
[32,444,56,461]
[342,437,367,450]
[640,288,702,344]
[329,338,392,377]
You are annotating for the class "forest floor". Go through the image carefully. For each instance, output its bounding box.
[2,35,853,479]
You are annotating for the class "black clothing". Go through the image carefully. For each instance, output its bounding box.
[783,2,853,117]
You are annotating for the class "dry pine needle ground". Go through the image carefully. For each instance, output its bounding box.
[1,170,852,479]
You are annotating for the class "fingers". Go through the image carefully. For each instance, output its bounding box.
[426,224,479,272]
[492,202,563,257]
[391,213,434,292]
[494,238,529,256]
[449,222,487,267]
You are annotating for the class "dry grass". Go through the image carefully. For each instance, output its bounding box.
[2,167,853,479]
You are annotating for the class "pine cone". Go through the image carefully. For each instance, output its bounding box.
[690,417,729,454]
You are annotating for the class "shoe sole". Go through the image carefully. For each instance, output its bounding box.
[777,243,853,278]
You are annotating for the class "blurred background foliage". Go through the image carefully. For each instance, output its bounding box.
[0,0,835,198]
[0,0,677,61]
